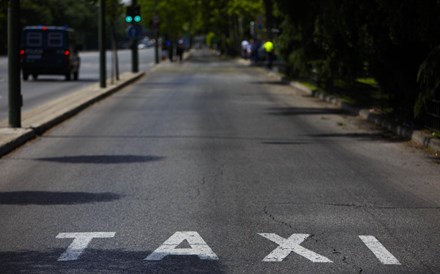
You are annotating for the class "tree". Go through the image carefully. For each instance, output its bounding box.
[107,0,124,82]
[274,0,440,120]
[138,0,263,54]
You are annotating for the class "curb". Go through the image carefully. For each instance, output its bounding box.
[290,82,440,153]
[235,58,440,153]
[0,128,36,157]
[0,71,145,158]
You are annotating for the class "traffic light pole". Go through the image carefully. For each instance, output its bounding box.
[132,39,139,73]
[99,0,106,88]
[131,0,139,73]
[8,0,22,128]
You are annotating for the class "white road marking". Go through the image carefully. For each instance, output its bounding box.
[56,232,116,261]
[359,235,401,265]
[145,231,219,261]
[258,233,332,263]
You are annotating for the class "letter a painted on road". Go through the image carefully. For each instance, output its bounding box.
[145,231,219,261]
[259,233,332,262]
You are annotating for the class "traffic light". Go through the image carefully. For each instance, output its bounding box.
[125,5,141,24]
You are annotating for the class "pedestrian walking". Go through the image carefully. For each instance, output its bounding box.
[241,39,250,59]
[176,38,185,62]
[263,40,274,69]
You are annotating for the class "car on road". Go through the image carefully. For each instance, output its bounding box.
[20,26,81,81]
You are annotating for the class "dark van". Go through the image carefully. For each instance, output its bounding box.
[21,26,81,81]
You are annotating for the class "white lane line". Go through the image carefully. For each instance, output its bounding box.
[56,232,116,261]
[359,235,401,265]
[259,233,332,263]
[145,231,219,261]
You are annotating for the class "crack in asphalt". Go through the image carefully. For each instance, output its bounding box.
[264,207,364,272]
[263,205,294,229]
[262,202,440,210]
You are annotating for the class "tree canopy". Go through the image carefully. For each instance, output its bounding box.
[138,0,263,53]
[0,0,126,52]
[275,0,440,120]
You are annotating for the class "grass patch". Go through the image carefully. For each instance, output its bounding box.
[299,81,318,91]
[317,78,391,111]
[356,77,378,87]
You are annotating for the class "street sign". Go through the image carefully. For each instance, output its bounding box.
[127,25,141,39]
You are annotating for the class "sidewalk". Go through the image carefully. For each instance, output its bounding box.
[237,58,440,154]
[0,72,144,157]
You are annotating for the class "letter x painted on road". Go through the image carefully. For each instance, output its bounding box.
[259,233,332,263]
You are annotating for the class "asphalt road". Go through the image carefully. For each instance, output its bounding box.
[0,48,155,122]
[0,50,439,273]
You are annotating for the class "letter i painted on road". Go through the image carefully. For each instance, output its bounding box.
[145,231,219,261]
[56,232,116,261]
[359,235,401,265]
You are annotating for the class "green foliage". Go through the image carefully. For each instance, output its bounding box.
[415,46,440,118]
[138,0,263,53]
[0,0,131,52]
[356,78,378,88]
[1,0,265,54]
[274,0,440,120]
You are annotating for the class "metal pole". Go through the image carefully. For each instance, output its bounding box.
[99,0,106,88]
[131,0,139,73]
[8,0,21,128]
[154,0,159,64]
[264,0,273,40]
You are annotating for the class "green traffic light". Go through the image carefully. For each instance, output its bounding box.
[134,15,141,23]
[125,15,133,23]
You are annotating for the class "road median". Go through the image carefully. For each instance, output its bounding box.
[0,71,144,157]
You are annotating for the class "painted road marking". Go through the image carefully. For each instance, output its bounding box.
[359,235,401,265]
[52,231,402,265]
[56,232,116,261]
[145,231,219,261]
[258,233,332,263]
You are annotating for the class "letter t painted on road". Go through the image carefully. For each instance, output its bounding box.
[56,232,116,261]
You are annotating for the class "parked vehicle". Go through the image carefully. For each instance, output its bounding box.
[21,26,81,81]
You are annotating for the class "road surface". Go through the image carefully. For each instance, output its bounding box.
[0,48,155,122]
[0,50,439,273]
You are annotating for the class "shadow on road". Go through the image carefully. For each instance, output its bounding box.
[308,132,406,142]
[267,107,347,116]
[261,141,311,145]
[0,249,226,273]
[34,155,164,164]
[0,191,121,205]
[249,80,290,86]
[24,78,98,83]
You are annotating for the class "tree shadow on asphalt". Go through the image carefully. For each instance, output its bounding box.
[249,80,290,86]
[307,132,407,143]
[34,155,164,164]
[0,249,226,273]
[267,107,347,116]
[261,141,312,145]
[24,78,98,83]
[0,191,121,205]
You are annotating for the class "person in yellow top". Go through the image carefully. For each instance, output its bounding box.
[263,40,274,52]
[263,40,274,69]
